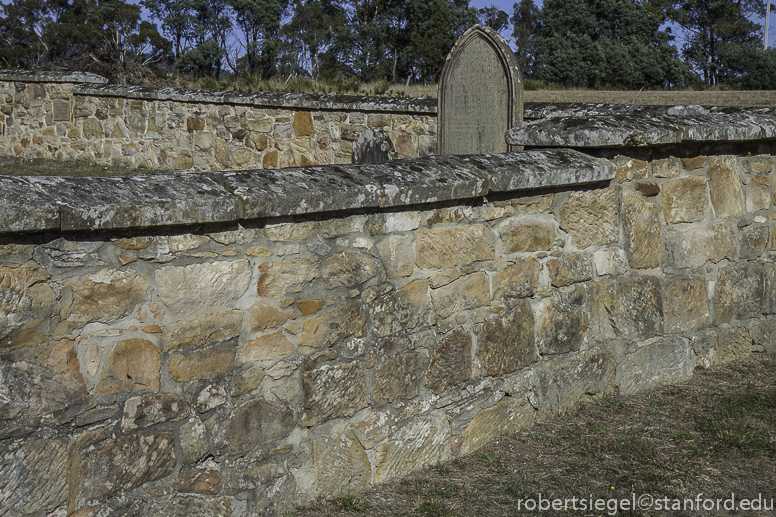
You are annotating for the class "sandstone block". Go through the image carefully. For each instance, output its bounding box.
[622,189,664,268]
[667,220,737,268]
[171,466,221,494]
[588,276,662,342]
[652,156,681,178]
[231,366,266,397]
[681,155,706,171]
[707,156,745,218]
[313,429,370,494]
[376,235,415,278]
[493,259,540,301]
[715,264,763,323]
[371,353,427,407]
[374,411,450,483]
[499,217,554,253]
[430,272,489,318]
[0,438,70,515]
[61,269,149,326]
[746,184,771,212]
[593,247,629,276]
[187,117,205,130]
[750,319,776,353]
[216,399,295,455]
[662,176,708,224]
[302,362,367,427]
[168,341,235,382]
[415,225,493,268]
[298,301,366,354]
[142,495,230,517]
[248,301,295,332]
[615,336,694,395]
[763,263,776,314]
[293,112,314,137]
[237,332,294,364]
[740,226,769,260]
[195,382,228,413]
[121,393,190,432]
[663,275,708,333]
[425,329,472,394]
[263,221,319,241]
[429,268,460,288]
[535,291,585,355]
[257,258,321,299]
[716,326,752,364]
[80,431,175,500]
[162,310,242,352]
[179,417,210,464]
[82,118,103,138]
[96,339,160,394]
[462,396,534,454]
[478,300,536,377]
[298,299,324,316]
[744,156,774,174]
[0,261,56,346]
[613,155,648,181]
[156,261,251,317]
[368,280,428,337]
[324,250,376,289]
[546,254,593,287]
[560,187,620,249]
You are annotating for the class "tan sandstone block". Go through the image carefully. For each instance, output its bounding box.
[746,184,771,212]
[622,189,664,269]
[298,301,366,354]
[560,187,620,249]
[662,176,708,224]
[257,258,321,299]
[155,261,251,317]
[415,225,493,268]
[248,302,295,332]
[374,411,450,483]
[707,156,745,218]
[477,300,536,377]
[324,250,376,289]
[371,353,427,407]
[162,310,242,352]
[429,272,489,319]
[96,339,160,394]
[237,332,294,364]
[425,329,471,394]
[168,341,235,382]
[666,220,737,268]
[462,396,534,455]
[663,275,708,333]
[613,156,648,181]
[313,429,370,494]
[61,269,149,326]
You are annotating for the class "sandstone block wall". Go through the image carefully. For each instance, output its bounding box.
[0,74,437,171]
[1,142,775,516]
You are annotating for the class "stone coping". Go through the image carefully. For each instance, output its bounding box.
[0,70,108,84]
[508,104,776,148]
[0,149,615,234]
[73,84,439,114]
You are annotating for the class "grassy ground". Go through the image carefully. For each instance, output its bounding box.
[293,353,776,517]
[0,157,164,177]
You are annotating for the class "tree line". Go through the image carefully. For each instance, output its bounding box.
[1,0,775,89]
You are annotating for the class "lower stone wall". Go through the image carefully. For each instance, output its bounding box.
[1,151,775,516]
[0,79,436,171]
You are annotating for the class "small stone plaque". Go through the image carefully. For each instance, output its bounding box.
[352,128,395,164]
[438,25,522,155]
[52,99,70,122]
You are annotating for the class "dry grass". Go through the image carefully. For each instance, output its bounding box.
[292,353,776,516]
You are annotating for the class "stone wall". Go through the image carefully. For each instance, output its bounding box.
[2,114,776,516]
[0,71,437,171]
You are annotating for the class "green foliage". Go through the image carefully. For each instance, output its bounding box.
[511,0,539,77]
[531,0,690,88]
[478,6,509,32]
[719,44,776,89]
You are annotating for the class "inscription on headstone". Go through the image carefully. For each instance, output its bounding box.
[352,128,396,164]
[438,25,523,155]
[52,99,70,122]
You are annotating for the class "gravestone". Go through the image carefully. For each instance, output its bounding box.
[437,25,523,155]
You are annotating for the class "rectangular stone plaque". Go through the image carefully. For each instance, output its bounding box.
[52,99,70,122]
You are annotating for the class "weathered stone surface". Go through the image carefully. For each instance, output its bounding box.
[374,410,450,483]
[426,329,472,394]
[430,272,489,318]
[196,382,228,413]
[527,348,615,421]
[546,254,593,287]
[681,155,706,171]
[302,362,367,426]
[560,187,619,249]
[162,310,242,352]
[96,339,160,394]
[493,259,539,300]
[593,247,629,276]
[636,182,660,197]
[368,280,429,337]
[371,353,427,407]
[298,301,366,354]
[251,473,298,517]
[707,156,745,218]
[121,394,190,432]
[716,326,752,364]
[0,438,70,515]
[746,184,771,213]
[622,189,664,268]
[715,264,763,323]
[613,156,648,181]
[231,366,266,397]
[237,332,294,364]
[535,291,585,355]
[168,341,235,382]
[0,262,57,347]
[0,339,87,421]
[376,235,415,278]
[256,258,321,299]
[499,217,554,253]
[216,399,295,455]
[744,155,774,174]
[80,431,175,500]
[652,157,681,178]
[429,268,460,288]
[293,111,314,137]
[667,220,737,268]
[740,226,769,260]
[352,128,395,164]
[156,261,250,317]
[60,269,149,325]
[324,250,376,289]
[690,329,717,368]
[180,418,210,465]
[263,221,319,241]
[462,396,534,454]
[750,319,776,353]
[313,429,370,494]
[140,494,231,516]
[663,275,708,333]
[615,336,694,395]
[247,302,295,332]
[589,276,662,342]
[478,300,536,376]
[172,467,221,494]
[298,299,324,316]
[662,176,709,224]
[763,263,776,314]
[415,225,493,268]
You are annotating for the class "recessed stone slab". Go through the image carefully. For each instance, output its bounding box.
[615,336,694,395]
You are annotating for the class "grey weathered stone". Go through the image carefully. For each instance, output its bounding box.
[352,128,395,164]
[715,264,763,323]
[368,280,429,337]
[138,495,231,517]
[546,254,593,287]
[122,394,190,432]
[324,250,376,289]
[168,341,235,382]
[0,261,57,347]
[740,226,769,259]
[663,275,708,333]
[179,418,210,465]
[615,336,694,395]
[0,438,70,515]
[667,220,737,268]
[426,329,472,394]
[313,429,370,494]
[298,301,366,354]
[374,410,450,483]
[371,353,427,407]
[535,289,586,355]
[763,263,776,314]
[162,310,243,352]
[215,399,295,455]
[430,272,490,318]
[438,25,521,155]
[156,261,251,317]
[302,362,367,426]
[589,276,663,342]
[462,396,534,454]
[493,259,540,301]
[478,300,536,376]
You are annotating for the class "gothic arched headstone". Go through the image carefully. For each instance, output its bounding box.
[437,25,523,156]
